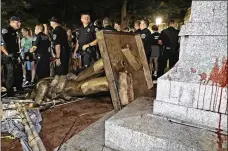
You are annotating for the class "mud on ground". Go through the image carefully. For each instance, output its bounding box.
[1,96,113,151]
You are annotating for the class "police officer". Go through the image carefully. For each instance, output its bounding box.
[50,17,70,75]
[30,24,50,80]
[140,19,152,62]
[158,19,180,77]
[2,16,23,96]
[73,13,98,68]
[102,17,116,31]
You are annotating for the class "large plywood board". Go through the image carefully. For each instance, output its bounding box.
[97,31,153,111]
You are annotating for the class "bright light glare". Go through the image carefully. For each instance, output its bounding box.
[156,18,162,25]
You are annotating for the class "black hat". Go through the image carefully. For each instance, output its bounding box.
[50,16,61,24]
[10,16,21,22]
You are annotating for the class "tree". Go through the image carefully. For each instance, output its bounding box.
[1,0,38,28]
[121,0,128,29]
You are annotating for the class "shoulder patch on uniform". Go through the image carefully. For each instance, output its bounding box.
[95,28,99,32]
[33,36,37,41]
[87,28,91,32]
[53,34,57,40]
[141,34,146,39]
[2,29,8,34]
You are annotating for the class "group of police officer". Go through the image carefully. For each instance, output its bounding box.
[133,19,180,80]
[1,13,180,97]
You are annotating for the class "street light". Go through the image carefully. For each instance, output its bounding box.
[156,18,162,25]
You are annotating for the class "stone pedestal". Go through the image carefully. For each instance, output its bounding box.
[154,0,227,131]
[105,98,227,151]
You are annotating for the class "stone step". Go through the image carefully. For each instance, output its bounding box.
[154,100,228,131]
[105,97,227,151]
[55,111,115,151]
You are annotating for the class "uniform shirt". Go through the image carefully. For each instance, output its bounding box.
[33,32,50,55]
[1,33,5,46]
[158,27,179,49]
[52,26,69,57]
[140,28,151,52]
[134,29,141,34]
[103,25,116,31]
[77,24,96,50]
[1,26,19,54]
[21,37,33,53]
[52,26,68,48]
[150,32,160,46]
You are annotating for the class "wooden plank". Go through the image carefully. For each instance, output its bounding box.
[121,48,142,71]
[135,35,153,89]
[96,31,122,112]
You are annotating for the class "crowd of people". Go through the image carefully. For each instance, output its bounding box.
[1,13,180,97]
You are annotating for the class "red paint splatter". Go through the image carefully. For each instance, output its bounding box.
[218,57,228,88]
[209,82,214,110]
[199,72,207,81]
[216,88,223,151]
[216,113,223,151]
[191,67,196,73]
[209,58,220,83]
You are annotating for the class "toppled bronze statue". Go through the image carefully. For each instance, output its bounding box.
[29,59,109,105]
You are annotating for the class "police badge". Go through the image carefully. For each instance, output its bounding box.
[87,28,91,32]
[53,34,57,40]
[141,34,146,39]
[2,29,8,34]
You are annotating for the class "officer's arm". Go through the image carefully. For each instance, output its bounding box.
[1,29,9,55]
[30,36,39,52]
[88,39,97,46]
[88,27,98,46]
[73,40,79,56]
[1,44,9,55]
[55,45,61,59]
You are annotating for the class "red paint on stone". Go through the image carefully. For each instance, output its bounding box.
[199,72,207,81]
[216,88,223,151]
[209,58,220,83]
[190,67,196,73]
[218,57,228,88]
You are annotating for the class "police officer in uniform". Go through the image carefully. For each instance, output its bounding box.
[1,16,23,96]
[158,19,180,77]
[140,19,152,62]
[73,13,98,68]
[50,17,70,75]
[30,24,50,80]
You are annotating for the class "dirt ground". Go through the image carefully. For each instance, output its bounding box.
[1,96,113,151]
